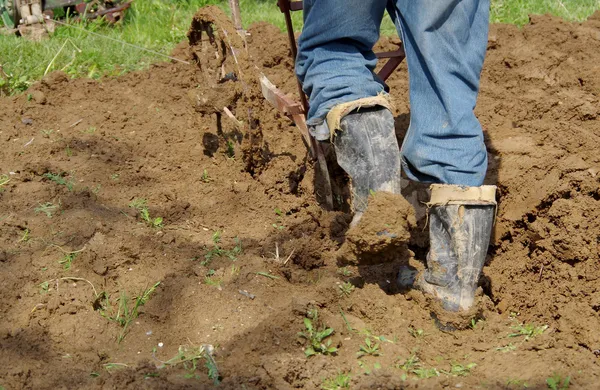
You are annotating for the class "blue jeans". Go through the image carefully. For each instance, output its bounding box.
[296,0,490,186]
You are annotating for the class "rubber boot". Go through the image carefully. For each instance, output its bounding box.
[398,184,496,311]
[333,107,402,226]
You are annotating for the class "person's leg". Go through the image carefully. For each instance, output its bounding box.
[296,0,388,127]
[392,0,496,313]
[392,0,490,186]
[297,0,403,224]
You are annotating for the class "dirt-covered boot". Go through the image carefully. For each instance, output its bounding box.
[398,184,496,311]
[333,106,402,226]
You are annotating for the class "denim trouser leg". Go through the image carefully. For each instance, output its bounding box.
[295,0,388,126]
[392,0,490,186]
[296,0,490,186]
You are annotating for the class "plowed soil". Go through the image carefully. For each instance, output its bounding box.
[2,8,600,389]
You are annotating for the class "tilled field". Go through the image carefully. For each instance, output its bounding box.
[1,8,600,389]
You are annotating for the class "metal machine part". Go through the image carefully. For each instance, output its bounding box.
[0,0,130,30]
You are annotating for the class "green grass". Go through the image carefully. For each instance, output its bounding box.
[98,281,161,343]
[0,0,598,95]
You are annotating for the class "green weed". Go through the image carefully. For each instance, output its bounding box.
[509,322,548,340]
[34,202,59,218]
[43,172,74,191]
[81,126,96,134]
[357,360,382,375]
[158,344,220,384]
[204,270,222,288]
[321,371,351,390]
[256,271,279,280]
[408,326,425,339]
[506,378,530,388]
[396,353,420,371]
[338,282,355,297]
[496,343,517,352]
[41,129,54,138]
[98,281,160,343]
[395,353,439,379]
[226,140,235,158]
[442,362,477,377]
[202,231,242,265]
[0,174,10,192]
[337,266,353,277]
[128,198,163,228]
[58,252,77,270]
[470,318,484,329]
[200,169,211,183]
[547,373,570,390]
[20,228,30,242]
[103,362,129,371]
[39,281,50,294]
[298,312,338,357]
[110,173,120,181]
[357,337,381,358]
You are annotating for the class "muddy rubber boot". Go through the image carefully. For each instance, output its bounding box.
[333,107,402,226]
[398,184,496,311]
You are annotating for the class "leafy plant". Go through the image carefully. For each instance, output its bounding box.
[59,252,78,270]
[442,362,477,377]
[0,174,10,192]
[103,362,129,371]
[408,326,425,339]
[337,266,353,277]
[34,202,59,218]
[39,281,50,294]
[202,231,242,265]
[226,140,235,158]
[396,353,420,371]
[128,198,163,228]
[20,228,30,242]
[338,282,355,297]
[506,378,530,388]
[43,172,74,191]
[98,281,160,343]
[547,373,570,390]
[204,270,222,288]
[321,371,351,390]
[509,323,548,340]
[158,344,220,384]
[200,169,211,183]
[81,126,96,134]
[396,353,439,379]
[357,337,381,358]
[412,367,440,379]
[298,314,337,357]
[496,343,517,352]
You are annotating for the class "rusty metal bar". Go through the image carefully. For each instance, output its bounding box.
[289,1,303,11]
[277,0,309,116]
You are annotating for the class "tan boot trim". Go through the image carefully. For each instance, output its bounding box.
[325,93,393,141]
[428,184,497,206]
